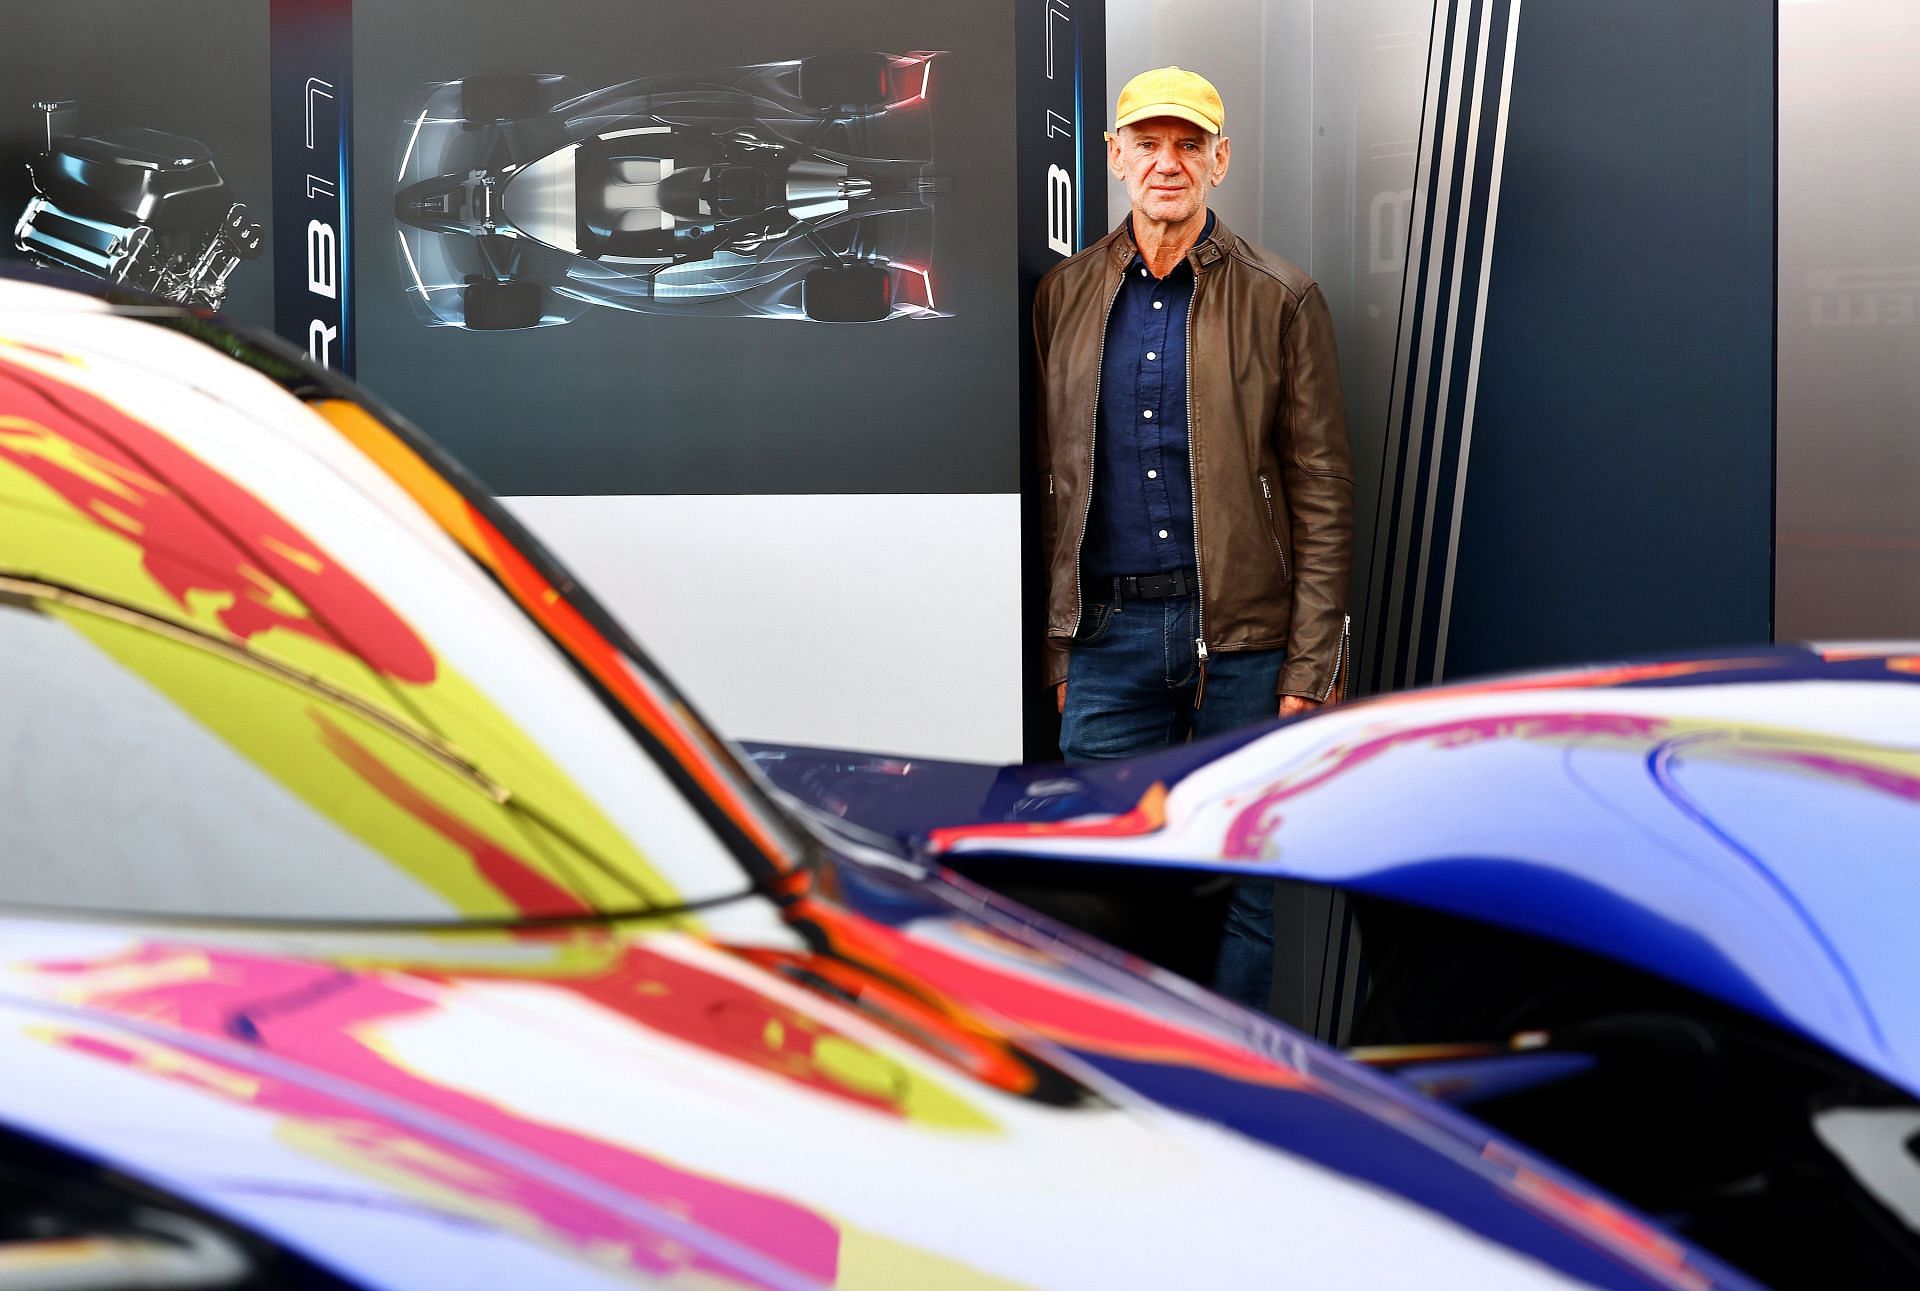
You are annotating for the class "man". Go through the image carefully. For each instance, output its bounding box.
[1033,66,1354,1009]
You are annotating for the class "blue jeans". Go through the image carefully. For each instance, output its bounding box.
[1059,589,1281,1010]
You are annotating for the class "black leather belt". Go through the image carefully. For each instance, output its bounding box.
[1107,568,1195,601]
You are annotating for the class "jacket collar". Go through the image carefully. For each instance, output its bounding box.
[1107,210,1231,274]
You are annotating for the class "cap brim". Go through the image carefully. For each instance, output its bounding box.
[1113,103,1223,134]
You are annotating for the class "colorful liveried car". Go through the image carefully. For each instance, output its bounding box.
[0,270,1764,1289]
[756,651,1920,1288]
[393,54,945,329]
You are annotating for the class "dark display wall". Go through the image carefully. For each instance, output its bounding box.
[0,2,276,326]
[1362,0,1776,691]
[2,0,1105,762]
[1,1,1110,503]
[353,0,1023,498]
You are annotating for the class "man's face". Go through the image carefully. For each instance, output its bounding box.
[1108,118,1230,229]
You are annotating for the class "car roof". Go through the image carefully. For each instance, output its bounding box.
[0,272,801,924]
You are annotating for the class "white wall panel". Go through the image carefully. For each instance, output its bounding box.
[507,494,1024,762]
[1778,0,1920,639]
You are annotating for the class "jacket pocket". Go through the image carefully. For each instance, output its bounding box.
[1072,600,1115,645]
[1259,474,1291,583]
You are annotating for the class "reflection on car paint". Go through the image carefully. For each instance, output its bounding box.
[0,277,1770,1290]
[309,394,801,875]
[0,350,435,682]
[895,673,1920,1102]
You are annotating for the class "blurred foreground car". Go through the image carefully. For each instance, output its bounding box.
[0,270,1806,1289]
[759,650,1920,1288]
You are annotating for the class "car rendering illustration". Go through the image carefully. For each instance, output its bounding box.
[13,101,264,310]
[0,270,1909,1289]
[393,54,945,329]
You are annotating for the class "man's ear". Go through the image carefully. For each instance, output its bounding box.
[1107,129,1127,181]
[1212,134,1232,186]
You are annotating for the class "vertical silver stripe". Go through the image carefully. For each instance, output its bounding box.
[1403,0,1500,689]
[1380,0,1477,690]
[1434,0,1524,682]
[1367,0,1452,687]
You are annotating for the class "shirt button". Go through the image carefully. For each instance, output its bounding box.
[1139,268,1147,277]
[1152,301,1163,310]
[1146,351,1157,361]
[1147,469,1158,479]
[1158,529,1169,539]
[1142,409,1152,419]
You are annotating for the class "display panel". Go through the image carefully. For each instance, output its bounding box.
[346,0,1017,499]
[0,0,1103,761]
[1362,0,1774,689]
[0,0,275,326]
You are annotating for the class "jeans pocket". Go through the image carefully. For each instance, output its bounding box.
[1072,601,1114,645]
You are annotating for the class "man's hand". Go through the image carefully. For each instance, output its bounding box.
[1056,682,1068,715]
[1278,694,1322,719]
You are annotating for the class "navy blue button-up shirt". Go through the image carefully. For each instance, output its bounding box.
[1080,213,1211,582]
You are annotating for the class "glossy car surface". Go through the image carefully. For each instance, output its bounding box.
[758,650,1920,1286]
[393,56,944,329]
[783,651,1920,1098]
[0,271,1759,1287]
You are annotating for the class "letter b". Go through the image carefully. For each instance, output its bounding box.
[307,220,337,299]
[1046,165,1073,257]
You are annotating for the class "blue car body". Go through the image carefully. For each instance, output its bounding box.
[757,648,1920,1097]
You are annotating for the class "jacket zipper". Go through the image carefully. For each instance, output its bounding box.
[1258,473,1290,583]
[1319,613,1352,703]
[1070,266,1126,639]
[1187,258,1208,710]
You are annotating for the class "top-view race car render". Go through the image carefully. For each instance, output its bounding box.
[13,101,264,310]
[394,54,945,329]
[0,270,1762,1290]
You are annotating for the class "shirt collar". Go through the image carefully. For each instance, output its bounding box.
[1123,210,1217,276]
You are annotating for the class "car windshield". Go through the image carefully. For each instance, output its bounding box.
[0,282,809,924]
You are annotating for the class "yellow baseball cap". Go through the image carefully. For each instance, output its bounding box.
[1113,66,1225,135]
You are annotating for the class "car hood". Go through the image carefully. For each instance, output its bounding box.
[753,648,1920,1102]
[0,881,1749,1290]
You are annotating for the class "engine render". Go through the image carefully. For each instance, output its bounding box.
[14,102,264,311]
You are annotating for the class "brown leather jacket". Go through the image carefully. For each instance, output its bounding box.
[1035,215,1354,699]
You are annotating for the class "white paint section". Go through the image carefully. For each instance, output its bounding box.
[1,612,451,919]
[505,493,1024,762]
[1812,1107,1920,1229]
[369,954,1591,1290]
[0,304,791,902]
[0,916,1595,1291]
